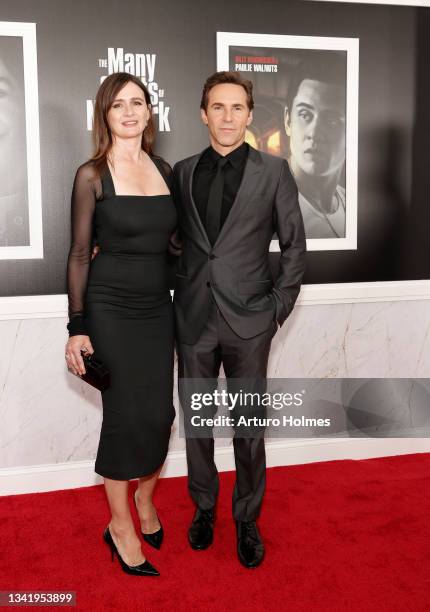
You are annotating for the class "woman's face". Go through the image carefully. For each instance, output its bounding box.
[107,81,151,141]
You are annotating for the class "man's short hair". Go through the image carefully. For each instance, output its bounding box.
[200,71,254,111]
[285,53,346,113]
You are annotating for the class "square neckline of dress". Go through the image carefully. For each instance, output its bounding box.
[105,159,171,199]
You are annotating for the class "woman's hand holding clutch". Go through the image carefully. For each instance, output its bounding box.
[65,335,94,376]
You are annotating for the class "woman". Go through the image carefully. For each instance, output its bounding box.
[65,72,177,576]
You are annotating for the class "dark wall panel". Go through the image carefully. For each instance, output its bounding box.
[0,0,426,295]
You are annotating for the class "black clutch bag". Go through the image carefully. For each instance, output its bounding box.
[80,351,110,392]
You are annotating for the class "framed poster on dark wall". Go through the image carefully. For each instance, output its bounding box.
[0,21,42,260]
[217,32,359,253]
[217,29,430,301]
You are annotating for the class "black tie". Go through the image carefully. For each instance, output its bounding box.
[205,157,228,245]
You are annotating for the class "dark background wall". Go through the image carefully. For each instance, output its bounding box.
[0,0,428,296]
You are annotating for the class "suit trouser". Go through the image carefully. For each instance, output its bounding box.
[177,295,277,521]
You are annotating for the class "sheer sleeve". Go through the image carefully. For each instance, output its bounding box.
[66,163,97,337]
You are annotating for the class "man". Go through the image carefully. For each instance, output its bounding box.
[284,55,346,239]
[173,71,306,568]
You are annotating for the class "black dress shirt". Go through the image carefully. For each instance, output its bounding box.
[192,142,248,238]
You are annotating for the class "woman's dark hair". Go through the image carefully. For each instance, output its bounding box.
[200,71,254,111]
[91,72,155,173]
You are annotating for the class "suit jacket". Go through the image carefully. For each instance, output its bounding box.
[172,145,306,345]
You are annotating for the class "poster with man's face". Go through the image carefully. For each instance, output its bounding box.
[217,32,359,252]
[0,22,42,260]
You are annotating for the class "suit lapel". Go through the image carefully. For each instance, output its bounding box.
[213,146,263,248]
[185,154,211,251]
[182,145,264,251]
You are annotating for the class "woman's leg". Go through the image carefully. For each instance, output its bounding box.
[135,466,162,533]
[104,477,146,565]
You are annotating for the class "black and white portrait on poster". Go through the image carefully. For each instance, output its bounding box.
[217,32,359,252]
[0,22,42,260]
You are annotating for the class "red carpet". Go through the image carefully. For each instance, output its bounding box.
[1,453,430,611]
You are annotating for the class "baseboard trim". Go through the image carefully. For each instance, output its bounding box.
[1,438,429,496]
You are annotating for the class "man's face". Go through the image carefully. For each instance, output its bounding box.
[285,78,345,178]
[201,83,253,152]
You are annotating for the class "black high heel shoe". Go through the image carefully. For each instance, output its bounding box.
[103,527,160,576]
[134,491,164,550]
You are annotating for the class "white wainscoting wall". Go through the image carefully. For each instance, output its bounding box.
[1,291,430,495]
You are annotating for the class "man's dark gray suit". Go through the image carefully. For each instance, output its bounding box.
[173,144,306,523]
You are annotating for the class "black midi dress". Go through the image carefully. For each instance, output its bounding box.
[66,156,177,480]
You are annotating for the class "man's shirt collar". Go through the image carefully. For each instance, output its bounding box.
[202,141,249,169]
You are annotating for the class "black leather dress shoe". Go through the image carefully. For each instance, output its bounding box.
[236,521,265,568]
[188,508,215,550]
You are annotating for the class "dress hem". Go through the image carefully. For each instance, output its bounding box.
[94,457,167,481]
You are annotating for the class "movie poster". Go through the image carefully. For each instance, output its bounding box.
[0,22,42,260]
[217,32,359,252]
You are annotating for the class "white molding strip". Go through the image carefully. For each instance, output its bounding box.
[305,1,430,6]
[2,280,430,321]
[0,294,68,320]
[1,438,429,496]
[299,280,430,304]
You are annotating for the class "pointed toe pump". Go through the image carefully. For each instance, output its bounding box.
[134,491,164,550]
[103,527,160,576]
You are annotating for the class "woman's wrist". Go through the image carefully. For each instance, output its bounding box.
[67,315,88,337]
